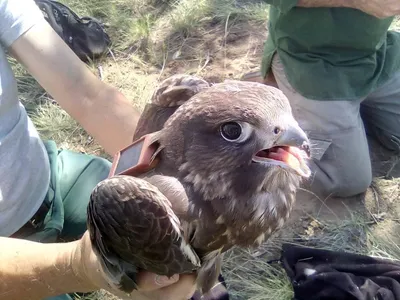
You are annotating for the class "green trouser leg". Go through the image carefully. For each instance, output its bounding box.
[20,140,111,299]
[57,146,112,240]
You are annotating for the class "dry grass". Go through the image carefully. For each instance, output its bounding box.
[11,0,400,299]
[13,0,269,154]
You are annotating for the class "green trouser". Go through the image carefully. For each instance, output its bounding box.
[18,140,111,300]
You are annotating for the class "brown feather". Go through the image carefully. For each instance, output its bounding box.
[87,175,200,293]
[133,74,210,141]
[88,75,312,296]
[133,104,177,140]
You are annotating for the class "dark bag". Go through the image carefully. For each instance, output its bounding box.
[281,243,400,300]
[34,0,111,62]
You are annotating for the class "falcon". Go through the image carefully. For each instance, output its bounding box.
[86,75,312,297]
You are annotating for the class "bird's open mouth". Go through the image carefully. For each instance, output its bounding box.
[253,146,311,178]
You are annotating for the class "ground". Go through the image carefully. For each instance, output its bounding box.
[12,1,400,299]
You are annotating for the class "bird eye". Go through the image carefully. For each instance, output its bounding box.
[273,126,281,135]
[220,121,252,143]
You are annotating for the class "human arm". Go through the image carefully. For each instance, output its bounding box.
[264,0,400,18]
[0,232,197,300]
[8,13,140,156]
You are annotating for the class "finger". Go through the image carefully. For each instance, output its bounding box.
[136,271,180,291]
[159,274,197,300]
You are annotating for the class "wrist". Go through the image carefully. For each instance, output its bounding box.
[0,237,97,299]
[67,238,100,292]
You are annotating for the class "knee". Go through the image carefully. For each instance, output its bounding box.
[324,173,371,198]
[308,161,372,198]
[87,155,112,180]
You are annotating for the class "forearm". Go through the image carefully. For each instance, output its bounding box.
[263,0,356,14]
[69,82,141,156]
[266,0,391,18]
[10,19,140,156]
[0,238,95,300]
[297,0,353,8]
[297,0,399,18]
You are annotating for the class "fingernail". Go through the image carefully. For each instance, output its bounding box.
[155,274,179,286]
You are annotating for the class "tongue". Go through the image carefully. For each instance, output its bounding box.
[267,147,301,170]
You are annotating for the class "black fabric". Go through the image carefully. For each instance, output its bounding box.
[11,200,50,238]
[34,0,111,62]
[280,243,400,300]
[191,274,230,300]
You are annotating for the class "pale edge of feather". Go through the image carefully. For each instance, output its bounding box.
[168,212,201,267]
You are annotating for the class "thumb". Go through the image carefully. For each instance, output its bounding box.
[136,272,180,291]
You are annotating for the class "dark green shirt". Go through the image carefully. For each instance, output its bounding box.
[261,0,400,100]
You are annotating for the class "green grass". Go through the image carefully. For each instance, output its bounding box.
[10,0,400,299]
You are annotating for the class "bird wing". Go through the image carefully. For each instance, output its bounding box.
[133,74,210,140]
[87,175,201,293]
[142,173,225,294]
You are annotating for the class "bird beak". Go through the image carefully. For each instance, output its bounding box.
[253,123,312,178]
[274,123,311,158]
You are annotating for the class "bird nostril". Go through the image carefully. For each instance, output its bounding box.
[273,126,281,135]
[302,142,311,158]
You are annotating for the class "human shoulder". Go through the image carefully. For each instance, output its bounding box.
[0,0,44,49]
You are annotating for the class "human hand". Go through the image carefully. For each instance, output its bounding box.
[350,0,400,18]
[71,231,197,300]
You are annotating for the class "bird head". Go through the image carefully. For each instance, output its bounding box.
[150,79,311,203]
